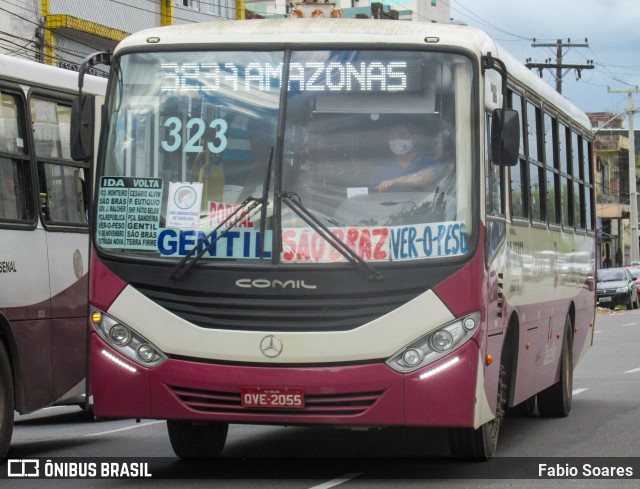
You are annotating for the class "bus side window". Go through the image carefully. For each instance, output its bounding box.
[508,91,527,219]
[0,158,19,220]
[486,113,504,216]
[38,162,88,226]
[0,91,31,222]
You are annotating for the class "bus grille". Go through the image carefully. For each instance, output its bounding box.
[132,284,422,332]
[170,386,384,417]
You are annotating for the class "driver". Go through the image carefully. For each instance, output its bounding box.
[370,119,452,193]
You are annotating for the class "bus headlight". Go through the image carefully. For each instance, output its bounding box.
[386,312,480,373]
[109,324,132,346]
[91,308,167,368]
[430,330,454,352]
[402,348,423,367]
[137,344,156,363]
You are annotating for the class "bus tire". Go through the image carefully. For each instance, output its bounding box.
[167,420,228,458]
[537,316,573,417]
[0,342,15,459]
[448,363,507,460]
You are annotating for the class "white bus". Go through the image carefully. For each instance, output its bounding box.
[76,19,596,460]
[0,53,106,457]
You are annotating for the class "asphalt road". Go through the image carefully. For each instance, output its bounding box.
[3,307,640,488]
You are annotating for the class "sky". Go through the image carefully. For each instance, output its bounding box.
[422,0,640,128]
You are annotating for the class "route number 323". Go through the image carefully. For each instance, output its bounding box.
[161,117,228,154]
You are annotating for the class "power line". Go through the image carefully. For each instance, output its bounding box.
[525,39,594,94]
[0,5,105,53]
[447,0,534,41]
[0,35,36,55]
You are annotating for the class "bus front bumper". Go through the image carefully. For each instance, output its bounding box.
[90,333,480,428]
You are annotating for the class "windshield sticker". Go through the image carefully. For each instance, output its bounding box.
[209,201,256,228]
[96,177,162,249]
[157,228,272,259]
[281,221,467,263]
[282,227,389,263]
[166,182,203,229]
[389,221,467,261]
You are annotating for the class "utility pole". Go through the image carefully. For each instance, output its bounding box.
[525,38,594,94]
[34,21,45,63]
[608,86,640,264]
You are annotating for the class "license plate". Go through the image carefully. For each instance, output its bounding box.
[241,387,305,409]
[599,297,612,302]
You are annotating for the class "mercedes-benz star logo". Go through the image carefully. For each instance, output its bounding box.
[260,335,283,358]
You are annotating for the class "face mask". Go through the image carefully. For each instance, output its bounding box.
[389,138,413,156]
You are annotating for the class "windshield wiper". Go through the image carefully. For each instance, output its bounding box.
[169,196,264,281]
[169,148,274,281]
[279,191,383,281]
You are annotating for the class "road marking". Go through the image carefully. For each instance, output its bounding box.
[622,323,637,327]
[572,388,588,396]
[308,473,362,489]
[625,367,640,374]
[82,420,164,438]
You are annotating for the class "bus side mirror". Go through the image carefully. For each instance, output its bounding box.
[491,108,519,166]
[71,95,95,162]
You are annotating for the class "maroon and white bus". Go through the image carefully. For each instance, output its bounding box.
[76,19,596,460]
[0,53,106,457]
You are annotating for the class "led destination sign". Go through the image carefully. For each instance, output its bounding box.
[161,60,420,93]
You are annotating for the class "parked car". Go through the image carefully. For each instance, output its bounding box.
[626,267,640,287]
[597,267,639,309]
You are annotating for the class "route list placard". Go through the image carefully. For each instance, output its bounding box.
[96,177,163,250]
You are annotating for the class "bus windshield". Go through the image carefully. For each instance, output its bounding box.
[97,49,475,264]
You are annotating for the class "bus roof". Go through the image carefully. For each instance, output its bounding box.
[0,53,106,96]
[116,19,591,132]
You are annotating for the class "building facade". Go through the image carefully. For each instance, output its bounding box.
[0,0,235,72]
[237,0,450,21]
[589,112,640,267]
[0,0,451,71]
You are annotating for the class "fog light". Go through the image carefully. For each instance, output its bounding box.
[463,317,476,331]
[137,344,155,362]
[430,330,454,352]
[109,324,131,346]
[402,348,422,367]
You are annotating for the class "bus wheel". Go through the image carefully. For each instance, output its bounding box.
[0,343,15,459]
[448,364,507,460]
[537,316,573,417]
[167,420,228,458]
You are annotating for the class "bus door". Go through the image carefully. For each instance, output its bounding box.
[31,94,89,403]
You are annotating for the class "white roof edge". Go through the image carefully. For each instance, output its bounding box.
[0,53,107,96]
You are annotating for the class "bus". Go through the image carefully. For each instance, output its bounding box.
[75,19,596,460]
[0,53,106,457]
